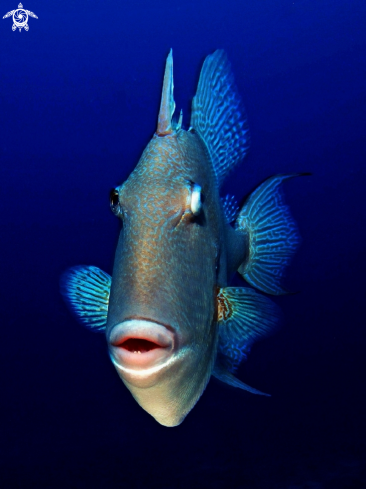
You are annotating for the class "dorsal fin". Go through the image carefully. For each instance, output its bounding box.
[156,49,176,136]
[191,50,250,187]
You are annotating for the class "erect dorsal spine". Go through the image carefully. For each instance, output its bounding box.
[156,49,176,136]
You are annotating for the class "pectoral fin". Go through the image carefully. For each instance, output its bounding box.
[214,286,280,393]
[60,266,111,332]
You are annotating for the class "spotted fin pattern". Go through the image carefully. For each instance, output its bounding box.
[216,287,280,373]
[60,266,111,332]
[221,194,239,224]
[191,50,250,187]
[236,174,304,295]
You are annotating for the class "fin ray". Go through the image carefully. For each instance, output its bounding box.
[216,286,281,373]
[60,266,111,332]
[191,50,250,187]
[157,49,175,136]
[236,174,304,295]
[212,363,270,396]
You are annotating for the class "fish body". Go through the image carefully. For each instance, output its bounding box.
[61,50,304,426]
[107,130,222,424]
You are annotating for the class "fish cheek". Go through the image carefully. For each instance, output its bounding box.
[105,230,128,334]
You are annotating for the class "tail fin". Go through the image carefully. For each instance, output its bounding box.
[236,174,305,295]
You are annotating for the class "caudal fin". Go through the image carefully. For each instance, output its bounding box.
[236,174,306,295]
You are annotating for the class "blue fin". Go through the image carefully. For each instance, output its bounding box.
[190,50,250,187]
[60,266,111,332]
[212,363,270,396]
[236,174,303,295]
[216,287,280,373]
[221,194,239,224]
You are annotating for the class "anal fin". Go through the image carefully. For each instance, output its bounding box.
[212,363,270,396]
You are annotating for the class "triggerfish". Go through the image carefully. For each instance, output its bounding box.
[61,50,305,427]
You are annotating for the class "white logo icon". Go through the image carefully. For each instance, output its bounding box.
[3,3,38,31]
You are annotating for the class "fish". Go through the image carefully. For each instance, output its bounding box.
[61,49,305,427]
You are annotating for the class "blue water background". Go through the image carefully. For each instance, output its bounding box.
[0,0,365,487]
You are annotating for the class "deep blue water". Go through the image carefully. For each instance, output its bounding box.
[1,0,365,487]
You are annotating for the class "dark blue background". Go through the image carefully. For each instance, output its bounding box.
[0,0,365,487]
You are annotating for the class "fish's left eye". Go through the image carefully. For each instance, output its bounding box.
[110,188,122,217]
[190,183,203,215]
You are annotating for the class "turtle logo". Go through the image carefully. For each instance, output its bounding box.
[3,3,38,31]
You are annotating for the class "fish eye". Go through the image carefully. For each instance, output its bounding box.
[110,188,122,216]
[190,183,203,215]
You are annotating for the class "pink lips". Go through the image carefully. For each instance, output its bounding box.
[108,319,175,370]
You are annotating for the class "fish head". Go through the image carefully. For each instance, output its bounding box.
[106,51,221,426]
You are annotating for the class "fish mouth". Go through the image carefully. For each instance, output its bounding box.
[108,319,176,372]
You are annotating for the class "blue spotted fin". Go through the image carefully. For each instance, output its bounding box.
[60,266,111,332]
[236,174,305,295]
[221,194,239,224]
[213,286,281,395]
[190,50,250,187]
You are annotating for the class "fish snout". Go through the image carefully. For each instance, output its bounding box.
[108,320,177,376]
